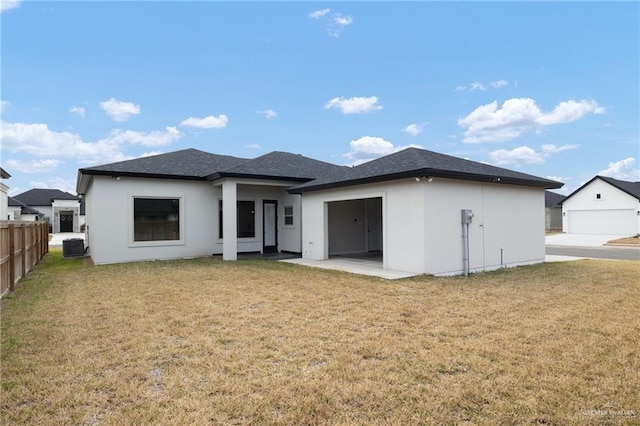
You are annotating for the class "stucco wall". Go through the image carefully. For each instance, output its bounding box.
[423,180,544,275]
[300,179,426,272]
[301,178,545,276]
[85,176,302,264]
[52,199,81,233]
[211,183,302,254]
[0,182,8,221]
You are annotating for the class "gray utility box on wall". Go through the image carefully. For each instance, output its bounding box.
[63,238,85,258]
[461,209,474,224]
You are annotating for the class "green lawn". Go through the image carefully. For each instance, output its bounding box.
[1,250,639,425]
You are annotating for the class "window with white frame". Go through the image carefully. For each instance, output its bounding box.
[133,198,180,242]
[283,205,294,226]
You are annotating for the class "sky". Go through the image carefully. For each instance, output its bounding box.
[1,1,638,197]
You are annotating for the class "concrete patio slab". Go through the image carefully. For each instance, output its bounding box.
[281,258,417,280]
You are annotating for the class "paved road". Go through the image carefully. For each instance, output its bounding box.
[546,245,640,261]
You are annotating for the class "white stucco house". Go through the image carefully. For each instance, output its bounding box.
[76,147,562,276]
[7,197,45,222]
[0,167,10,221]
[562,175,640,235]
[11,189,83,233]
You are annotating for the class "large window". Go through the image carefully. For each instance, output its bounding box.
[134,198,180,242]
[219,200,256,238]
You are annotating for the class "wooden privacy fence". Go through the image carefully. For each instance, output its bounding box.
[0,221,49,296]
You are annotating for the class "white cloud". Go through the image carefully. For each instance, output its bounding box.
[325,96,382,114]
[327,13,353,37]
[139,151,164,158]
[100,126,182,147]
[0,0,21,13]
[541,144,579,154]
[459,98,605,143]
[344,136,422,165]
[333,14,353,26]
[536,100,605,125]
[403,123,423,136]
[246,144,262,149]
[29,176,77,195]
[545,176,567,183]
[456,80,508,92]
[490,80,508,89]
[257,109,277,119]
[309,8,330,19]
[5,158,63,173]
[490,143,580,166]
[70,106,86,118]
[490,146,545,165]
[180,114,228,129]
[0,100,9,112]
[311,9,352,38]
[0,121,118,163]
[0,120,182,165]
[598,158,640,181]
[100,98,140,122]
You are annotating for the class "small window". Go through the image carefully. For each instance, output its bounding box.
[219,200,256,238]
[284,205,294,226]
[596,193,601,200]
[134,198,180,242]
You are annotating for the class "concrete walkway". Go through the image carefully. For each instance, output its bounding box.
[545,233,631,247]
[49,233,85,247]
[544,233,639,262]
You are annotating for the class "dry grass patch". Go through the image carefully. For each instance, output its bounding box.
[2,250,639,425]
[607,235,640,246]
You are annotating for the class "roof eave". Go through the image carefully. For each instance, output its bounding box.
[289,170,562,194]
[76,169,208,195]
[207,172,312,184]
[561,175,640,204]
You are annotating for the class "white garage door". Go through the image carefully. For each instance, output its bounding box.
[567,209,636,235]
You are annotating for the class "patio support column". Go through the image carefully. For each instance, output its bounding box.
[222,180,237,261]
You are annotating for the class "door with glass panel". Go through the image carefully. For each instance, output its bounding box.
[263,200,278,253]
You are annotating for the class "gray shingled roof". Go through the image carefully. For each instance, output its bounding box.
[80,149,247,179]
[545,191,566,207]
[209,151,348,181]
[8,197,44,216]
[77,149,348,193]
[563,175,640,203]
[0,167,10,179]
[599,176,640,199]
[13,188,80,206]
[77,146,563,195]
[289,147,563,193]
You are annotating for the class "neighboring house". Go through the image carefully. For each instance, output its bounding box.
[0,167,10,221]
[7,197,45,221]
[545,191,565,231]
[12,189,83,233]
[76,147,562,276]
[562,175,640,235]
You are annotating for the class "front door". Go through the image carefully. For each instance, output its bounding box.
[60,211,74,233]
[263,200,278,253]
